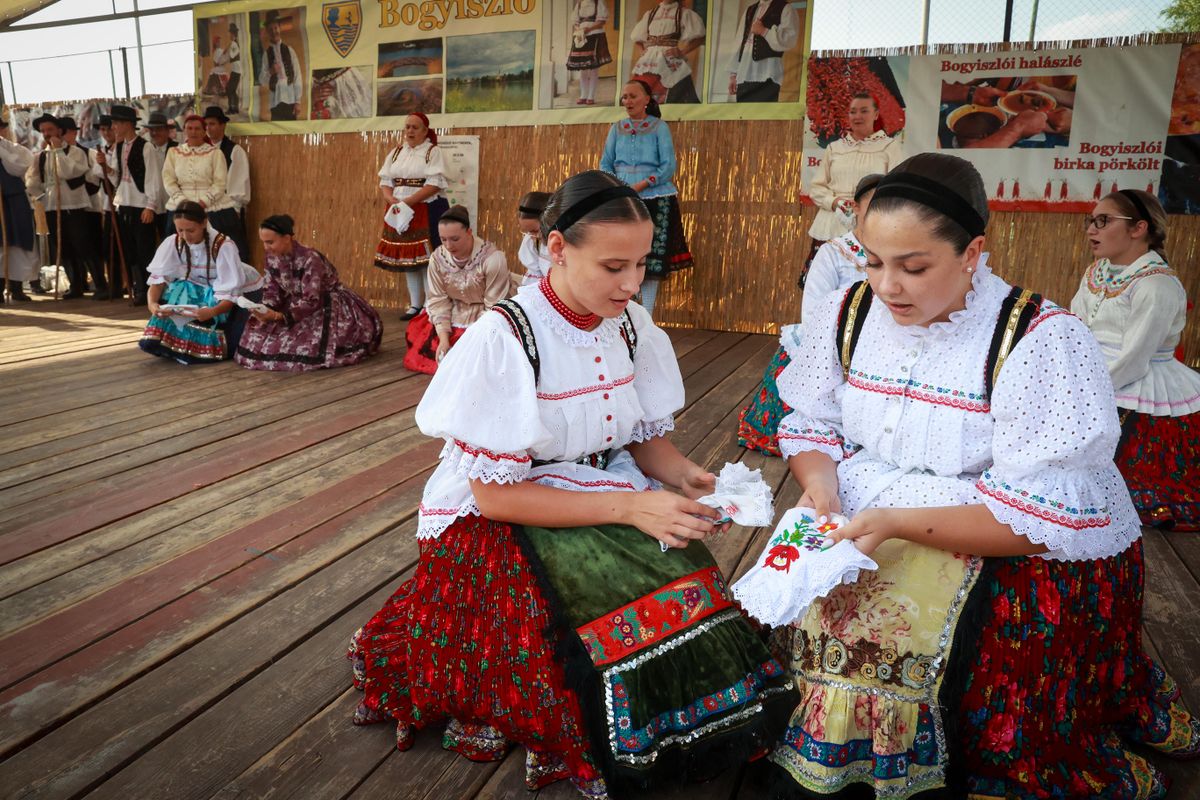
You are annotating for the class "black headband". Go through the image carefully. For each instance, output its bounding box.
[1117,189,1151,223]
[518,204,543,216]
[871,172,986,239]
[260,216,293,235]
[853,180,880,203]
[551,185,643,233]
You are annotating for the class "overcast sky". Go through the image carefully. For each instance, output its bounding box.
[0,0,1177,105]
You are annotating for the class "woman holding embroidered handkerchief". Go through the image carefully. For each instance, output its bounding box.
[348,170,794,798]
[767,153,1198,799]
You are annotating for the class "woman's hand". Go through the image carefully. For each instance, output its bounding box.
[148,300,163,317]
[251,308,283,323]
[824,508,894,556]
[625,490,719,549]
[192,306,217,323]
[797,476,841,520]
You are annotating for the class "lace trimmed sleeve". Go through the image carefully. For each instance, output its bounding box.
[627,301,685,442]
[975,308,1141,561]
[776,288,850,461]
[415,312,549,484]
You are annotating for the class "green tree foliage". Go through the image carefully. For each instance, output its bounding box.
[1162,0,1200,32]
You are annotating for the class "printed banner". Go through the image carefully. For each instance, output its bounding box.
[193,0,812,132]
[801,43,1197,215]
[438,134,481,224]
[2,96,197,151]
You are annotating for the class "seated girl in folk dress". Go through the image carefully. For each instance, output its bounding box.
[349,170,796,798]
[768,153,1199,799]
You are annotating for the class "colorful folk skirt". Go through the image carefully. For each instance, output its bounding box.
[769,538,1199,799]
[738,345,792,457]
[348,515,797,796]
[643,195,694,280]
[373,197,449,273]
[235,286,383,372]
[401,309,466,375]
[567,33,612,71]
[1115,409,1199,531]
[138,281,228,365]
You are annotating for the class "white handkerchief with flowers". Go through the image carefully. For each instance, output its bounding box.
[732,507,877,627]
[696,462,774,526]
[384,202,414,234]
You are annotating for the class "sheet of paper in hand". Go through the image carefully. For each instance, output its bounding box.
[697,462,774,526]
[731,507,877,628]
[234,296,270,313]
[158,304,199,331]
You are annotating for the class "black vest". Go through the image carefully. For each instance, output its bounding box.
[38,144,88,191]
[738,0,788,63]
[218,137,235,169]
[116,137,149,195]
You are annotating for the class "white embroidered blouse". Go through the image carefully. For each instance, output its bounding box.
[162,143,234,212]
[777,260,1140,562]
[630,1,706,91]
[1069,252,1200,417]
[517,233,551,286]
[807,131,903,242]
[414,282,684,539]
[146,225,264,300]
[802,231,868,323]
[377,140,448,203]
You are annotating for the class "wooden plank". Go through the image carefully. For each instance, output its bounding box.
[0,525,420,795]
[0,439,440,691]
[1141,530,1200,714]
[681,335,772,413]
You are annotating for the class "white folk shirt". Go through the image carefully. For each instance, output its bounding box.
[258,42,304,107]
[25,143,91,211]
[162,142,234,212]
[414,281,683,540]
[630,2,706,90]
[147,225,263,300]
[807,131,903,242]
[778,260,1140,563]
[1070,252,1200,417]
[377,140,447,202]
[99,138,166,213]
[802,230,868,323]
[728,0,802,88]
[220,139,251,210]
[517,233,551,286]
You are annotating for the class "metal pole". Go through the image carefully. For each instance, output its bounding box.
[1003,0,1014,43]
[109,51,118,98]
[121,46,131,99]
[133,0,146,96]
[5,62,15,104]
[1029,0,1040,42]
[920,0,931,46]
[0,64,6,108]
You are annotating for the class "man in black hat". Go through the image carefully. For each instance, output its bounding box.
[26,114,93,298]
[144,112,177,237]
[203,105,251,260]
[92,112,122,296]
[62,116,112,299]
[1,114,38,301]
[258,10,303,120]
[95,104,164,304]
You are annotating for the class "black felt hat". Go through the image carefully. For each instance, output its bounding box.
[109,104,138,124]
[202,105,231,123]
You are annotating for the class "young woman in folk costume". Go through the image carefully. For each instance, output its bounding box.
[567,1,612,105]
[401,204,511,375]
[348,170,796,799]
[140,201,263,364]
[629,0,705,105]
[374,112,450,320]
[516,190,552,286]
[738,173,882,456]
[1071,189,1200,531]
[767,153,1199,798]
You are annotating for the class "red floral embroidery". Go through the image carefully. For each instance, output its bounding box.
[764,544,801,572]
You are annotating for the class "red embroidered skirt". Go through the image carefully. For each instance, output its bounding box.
[374,201,439,273]
[401,309,465,375]
[1115,409,1199,531]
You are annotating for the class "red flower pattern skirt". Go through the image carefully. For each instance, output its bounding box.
[1115,409,1199,531]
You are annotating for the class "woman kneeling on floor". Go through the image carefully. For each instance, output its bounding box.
[235,214,383,371]
[348,170,796,798]
[140,201,263,364]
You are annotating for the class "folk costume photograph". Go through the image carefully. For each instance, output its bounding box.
[253,8,307,121]
[767,153,1199,799]
[348,170,795,799]
[714,0,804,103]
[627,0,707,105]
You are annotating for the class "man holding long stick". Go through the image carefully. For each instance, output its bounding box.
[26,114,91,299]
[0,115,37,302]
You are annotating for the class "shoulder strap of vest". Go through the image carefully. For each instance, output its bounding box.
[618,310,638,362]
[835,280,874,378]
[210,232,228,262]
[985,286,1041,398]
[493,299,540,384]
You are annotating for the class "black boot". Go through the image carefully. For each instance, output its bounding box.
[29,279,47,294]
[6,280,32,302]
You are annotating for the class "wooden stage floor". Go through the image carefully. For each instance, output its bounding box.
[1,299,1197,799]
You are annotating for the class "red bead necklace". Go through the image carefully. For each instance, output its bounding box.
[540,276,598,330]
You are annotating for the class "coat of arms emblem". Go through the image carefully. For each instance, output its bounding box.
[323,1,361,59]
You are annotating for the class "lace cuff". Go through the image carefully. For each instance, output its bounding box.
[777,418,846,461]
[629,416,675,443]
[975,467,1140,561]
[442,439,531,485]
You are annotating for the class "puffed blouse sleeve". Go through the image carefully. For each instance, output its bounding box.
[210,238,247,301]
[415,311,549,484]
[681,7,705,40]
[626,301,685,442]
[974,310,1141,561]
[377,148,397,187]
[146,235,185,284]
[775,288,851,461]
[423,144,449,191]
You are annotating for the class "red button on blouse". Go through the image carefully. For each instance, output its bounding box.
[594,356,602,363]
[606,415,613,421]
[603,393,610,400]
[598,374,605,381]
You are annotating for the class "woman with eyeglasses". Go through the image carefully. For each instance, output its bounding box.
[1071,190,1200,531]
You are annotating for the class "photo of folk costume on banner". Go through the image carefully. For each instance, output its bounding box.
[709,0,805,103]
[196,15,250,121]
[311,66,373,120]
[1071,189,1200,532]
[374,112,451,320]
[545,1,617,109]
[625,0,707,105]
[250,8,307,121]
[349,170,796,798]
[938,76,1075,150]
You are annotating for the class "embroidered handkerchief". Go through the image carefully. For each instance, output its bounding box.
[384,202,415,234]
[697,462,774,527]
[732,507,877,627]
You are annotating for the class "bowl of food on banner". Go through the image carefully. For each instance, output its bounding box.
[947,104,1008,145]
[998,90,1057,116]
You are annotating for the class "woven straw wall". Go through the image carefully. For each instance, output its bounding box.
[240,120,1200,366]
